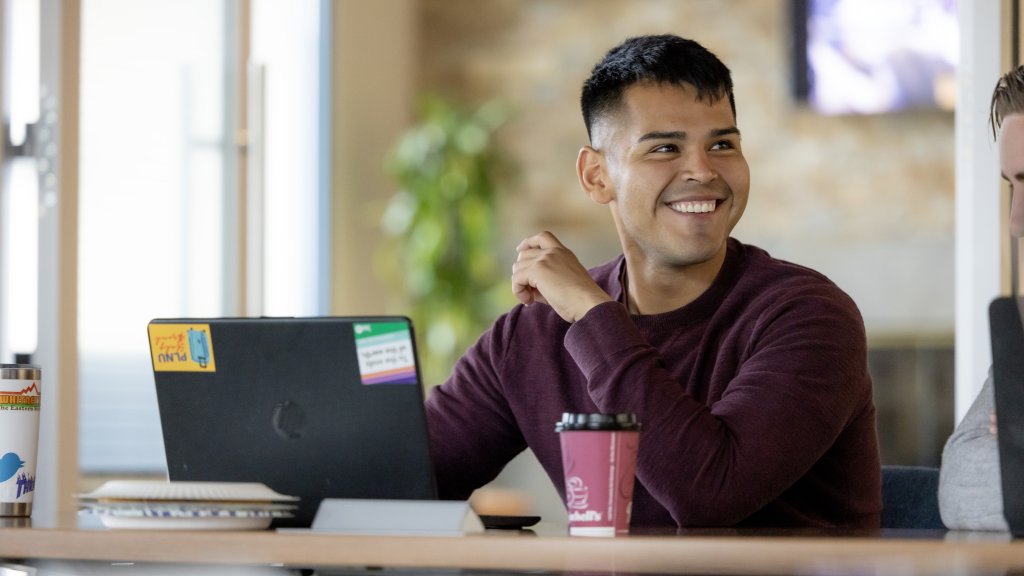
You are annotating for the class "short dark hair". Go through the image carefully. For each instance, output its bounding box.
[580,35,736,142]
[991,65,1024,138]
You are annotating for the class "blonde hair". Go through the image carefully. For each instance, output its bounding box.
[992,66,1024,137]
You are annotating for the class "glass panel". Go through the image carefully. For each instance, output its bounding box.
[78,0,229,472]
[77,0,327,474]
[251,0,324,316]
[0,0,41,362]
[7,0,40,145]
[1,158,39,359]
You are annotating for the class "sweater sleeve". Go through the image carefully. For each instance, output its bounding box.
[564,290,872,526]
[424,311,528,500]
[938,371,1008,531]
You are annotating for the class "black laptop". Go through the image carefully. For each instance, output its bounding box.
[991,236,1024,537]
[148,316,438,528]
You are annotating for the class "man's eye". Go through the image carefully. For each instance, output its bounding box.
[651,144,678,153]
[710,140,735,151]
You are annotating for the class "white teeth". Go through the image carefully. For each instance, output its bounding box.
[669,200,717,214]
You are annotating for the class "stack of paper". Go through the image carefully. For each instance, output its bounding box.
[77,480,298,530]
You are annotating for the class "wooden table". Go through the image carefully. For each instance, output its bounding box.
[1,519,1022,575]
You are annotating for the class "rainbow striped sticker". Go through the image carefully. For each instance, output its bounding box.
[353,322,417,385]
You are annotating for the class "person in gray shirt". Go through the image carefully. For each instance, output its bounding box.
[939,65,1024,531]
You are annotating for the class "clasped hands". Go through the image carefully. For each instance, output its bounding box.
[511,231,613,323]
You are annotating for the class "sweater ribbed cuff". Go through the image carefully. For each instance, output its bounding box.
[564,300,642,378]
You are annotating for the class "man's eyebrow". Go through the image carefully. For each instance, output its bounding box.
[636,127,741,143]
[711,127,741,138]
[637,130,686,142]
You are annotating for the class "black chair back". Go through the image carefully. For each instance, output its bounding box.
[880,465,946,530]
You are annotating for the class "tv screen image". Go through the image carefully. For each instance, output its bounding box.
[793,0,958,115]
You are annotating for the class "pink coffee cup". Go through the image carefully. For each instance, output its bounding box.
[556,412,640,536]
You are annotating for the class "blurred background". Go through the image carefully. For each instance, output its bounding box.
[0,0,1005,522]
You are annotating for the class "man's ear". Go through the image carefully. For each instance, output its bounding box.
[577,146,613,205]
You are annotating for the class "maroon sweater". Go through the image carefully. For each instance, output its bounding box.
[425,238,881,528]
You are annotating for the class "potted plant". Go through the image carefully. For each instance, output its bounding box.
[378,95,514,387]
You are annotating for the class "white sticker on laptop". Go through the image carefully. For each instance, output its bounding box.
[353,322,417,385]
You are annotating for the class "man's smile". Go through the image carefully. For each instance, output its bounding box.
[666,198,724,214]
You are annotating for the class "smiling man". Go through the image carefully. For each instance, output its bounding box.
[425,35,881,528]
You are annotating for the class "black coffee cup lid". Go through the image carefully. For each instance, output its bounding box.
[555,412,641,432]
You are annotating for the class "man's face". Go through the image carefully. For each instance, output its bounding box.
[592,82,749,271]
[999,113,1024,238]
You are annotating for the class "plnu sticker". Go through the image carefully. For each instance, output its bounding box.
[149,324,217,372]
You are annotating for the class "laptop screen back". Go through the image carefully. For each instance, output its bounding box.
[991,252,1024,540]
[148,316,438,528]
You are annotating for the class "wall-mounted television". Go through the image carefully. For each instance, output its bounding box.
[792,0,958,115]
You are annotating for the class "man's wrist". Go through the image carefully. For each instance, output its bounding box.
[571,294,614,323]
